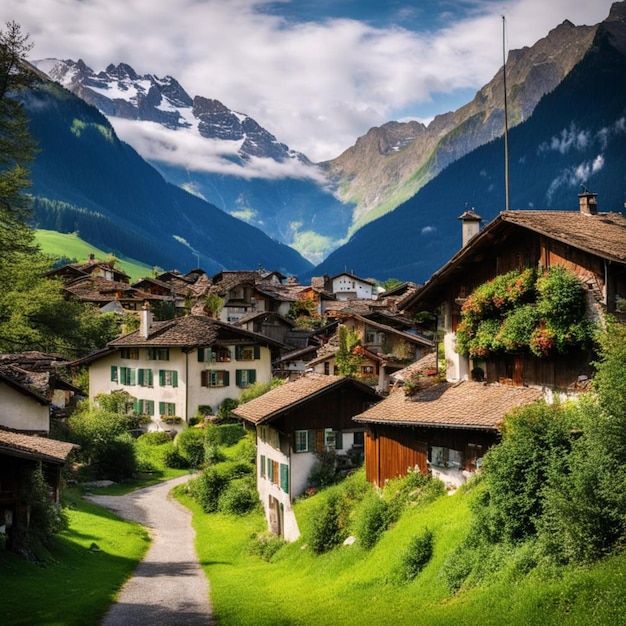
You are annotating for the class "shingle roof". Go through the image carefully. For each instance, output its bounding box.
[0,429,76,464]
[389,352,439,383]
[353,381,543,430]
[233,373,380,424]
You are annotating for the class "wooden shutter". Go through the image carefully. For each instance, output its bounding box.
[159,370,165,386]
[335,431,343,450]
[260,455,266,478]
[198,347,205,362]
[201,370,208,387]
[133,399,139,413]
[172,371,178,388]
[254,346,260,359]
[249,369,256,384]
[315,429,324,453]
[280,464,289,493]
[272,461,279,485]
[159,401,165,415]
[111,366,118,382]
[147,400,154,416]
[138,369,144,386]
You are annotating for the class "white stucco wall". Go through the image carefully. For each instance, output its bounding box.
[0,385,49,433]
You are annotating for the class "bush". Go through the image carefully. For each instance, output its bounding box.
[353,492,389,550]
[218,477,258,515]
[137,431,171,446]
[216,423,246,446]
[232,431,257,464]
[217,398,239,419]
[190,466,228,513]
[399,528,434,582]
[204,443,226,465]
[308,489,347,554]
[176,428,205,468]
[96,432,137,481]
[162,442,188,469]
[221,460,254,480]
[383,468,445,522]
[309,450,338,488]
[247,532,286,561]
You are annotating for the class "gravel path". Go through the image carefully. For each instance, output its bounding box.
[86,475,214,626]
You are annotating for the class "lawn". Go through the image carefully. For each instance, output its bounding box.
[0,489,150,625]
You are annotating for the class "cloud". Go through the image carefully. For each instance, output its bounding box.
[538,124,591,154]
[3,0,616,161]
[546,155,605,202]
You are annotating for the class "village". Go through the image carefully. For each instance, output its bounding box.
[2,187,625,546]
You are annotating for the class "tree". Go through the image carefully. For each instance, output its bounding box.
[335,325,363,376]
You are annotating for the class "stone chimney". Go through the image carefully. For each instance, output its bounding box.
[458,209,482,247]
[140,302,153,339]
[578,187,598,215]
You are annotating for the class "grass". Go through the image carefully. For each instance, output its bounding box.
[181,471,626,626]
[35,229,152,282]
[0,488,150,625]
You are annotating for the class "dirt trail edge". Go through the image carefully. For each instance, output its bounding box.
[86,474,214,626]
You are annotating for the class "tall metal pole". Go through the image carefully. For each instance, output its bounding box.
[502,15,510,212]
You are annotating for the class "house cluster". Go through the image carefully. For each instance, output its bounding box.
[2,189,625,544]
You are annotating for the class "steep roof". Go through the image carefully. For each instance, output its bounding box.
[0,429,76,464]
[354,381,543,430]
[233,373,380,425]
[402,210,626,311]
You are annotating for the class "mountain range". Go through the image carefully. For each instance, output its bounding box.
[24,1,626,283]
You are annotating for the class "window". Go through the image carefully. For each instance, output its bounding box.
[159,369,178,387]
[134,399,154,416]
[119,367,136,385]
[120,347,139,359]
[198,347,231,363]
[295,430,309,453]
[138,368,153,387]
[324,362,330,375]
[236,369,256,387]
[159,401,176,417]
[353,431,365,447]
[429,446,462,468]
[235,345,260,361]
[110,365,118,382]
[147,347,169,361]
[361,365,374,375]
[201,370,230,387]
[260,454,266,478]
[280,464,289,493]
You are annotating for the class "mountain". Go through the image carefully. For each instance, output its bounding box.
[21,74,313,277]
[321,17,599,234]
[310,2,626,283]
[33,59,353,264]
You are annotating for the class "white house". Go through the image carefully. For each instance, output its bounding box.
[330,272,376,301]
[79,311,283,430]
[0,370,50,434]
[233,374,381,541]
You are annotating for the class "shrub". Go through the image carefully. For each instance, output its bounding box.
[308,489,347,554]
[218,477,258,515]
[232,431,257,464]
[216,423,246,447]
[137,431,171,446]
[247,532,286,561]
[96,432,137,481]
[221,460,254,480]
[353,492,389,550]
[204,443,226,465]
[162,442,188,469]
[217,398,239,419]
[309,450,338,488]
[190,466,228,513]
[399,528,434,582]
[176,428,205,468]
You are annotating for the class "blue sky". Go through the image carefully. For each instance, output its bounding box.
[2,0,617,161]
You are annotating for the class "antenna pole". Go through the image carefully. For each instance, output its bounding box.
[502,15,510,211]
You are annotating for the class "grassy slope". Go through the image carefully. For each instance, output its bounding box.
[184,480,626,626]
[35,229,152,282]
[0,489,150,625]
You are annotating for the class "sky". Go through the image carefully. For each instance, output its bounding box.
[2,0,617,163]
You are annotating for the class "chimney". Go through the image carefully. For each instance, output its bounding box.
[458,209,482,247]
[578,186,598,215]
[140,302,153,339]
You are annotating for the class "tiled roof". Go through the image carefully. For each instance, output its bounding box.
[354,381,543,430]
[501,211,626,264]
[390,352,439,382]
[0,429,76,463]
[233,373,380,424]
[0,367,50,404]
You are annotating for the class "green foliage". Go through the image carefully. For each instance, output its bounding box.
[309,450,338,488]
[218,476,258,515]
[217,397,240,419]
[382,467,446,521]
[353,492,389,549]
[476,401,571,544]
[190,466,228,513]
[456,266,594,358]
[307,488,348,554]
[162,442,188,469]
[246,532,286,562]
[97,433,137,481]
[176,427,205,468]
[204,291,224,318]
[335,324,363,376]
[96,389,134,414]
[239,378,284,404]
[399,528,434,582]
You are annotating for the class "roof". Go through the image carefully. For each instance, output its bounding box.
[330,272,376,286]
[233,373,381,425]
[106,315,286,350]
[402,210,626,311]
[389,352,439,383]
[353,381,543,430]
[0,429,76,464]
[0,368,50,405]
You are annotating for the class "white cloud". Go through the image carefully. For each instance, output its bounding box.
[3,0,616,161]
[546,155,604,202]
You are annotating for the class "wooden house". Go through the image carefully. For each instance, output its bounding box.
[233,374,381,540]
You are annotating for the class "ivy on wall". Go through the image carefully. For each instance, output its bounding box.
[455,266,594,358]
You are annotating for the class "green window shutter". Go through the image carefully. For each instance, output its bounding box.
[223,371,230,386]
[280,464,289,493]
[235,346,242,360]
[248,369,256,384]
[138,369,144,386]
[129,368,136,385]
[172,371,178,388]
[159,402,165,415]
[148,369,153,386]
[260,454,266,478]
[159,370,165,386]
[335,431,343,450]
[147,400,154,416]
[111,365,118,382]
[198,347,205,362]
[236,370,242,386]
[133,398,139,413]
[254,346,260,359]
